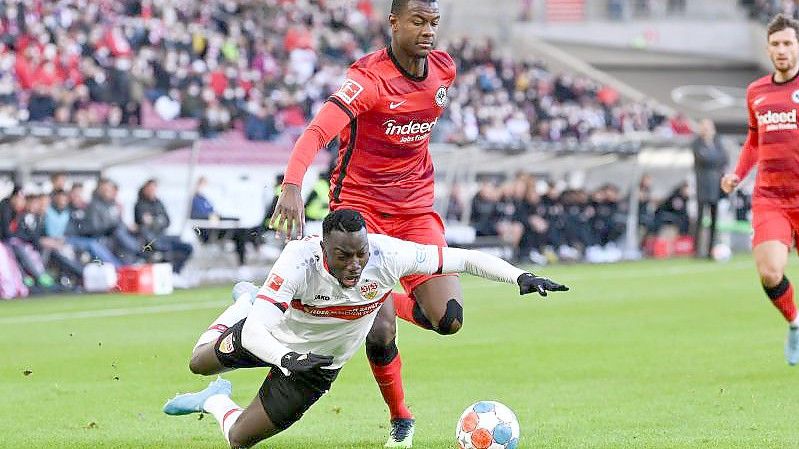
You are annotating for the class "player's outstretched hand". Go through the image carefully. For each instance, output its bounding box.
[269,183,304,241]
[280,351,334,373]
[517,273,569,297]
[720,173,740,194]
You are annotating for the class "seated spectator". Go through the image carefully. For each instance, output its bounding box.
[7,194,56,291]
[470,180,501,237]
[654,182,691,235]
[244,102,278,141]
[47,188,122,268]
[191,176,257,266]
[591,184,624,247]
[84,178,143,264]
[0,185,23,242]
[445,183,465,222]
[495,178,527,260]
[519,185,550,263]
[190,177,216,221]
[135,179,193,273]
[637,174,656,240]
[19,193,83,288]
[49,172,68,196]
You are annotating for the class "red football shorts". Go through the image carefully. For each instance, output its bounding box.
[752,203,799,248]
[338,207,457,294]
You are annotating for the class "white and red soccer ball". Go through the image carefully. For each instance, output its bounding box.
[456,401,520,449]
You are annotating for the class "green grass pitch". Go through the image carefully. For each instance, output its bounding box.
[1,257,797,448]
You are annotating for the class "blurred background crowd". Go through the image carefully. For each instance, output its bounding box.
[0,0,671,145]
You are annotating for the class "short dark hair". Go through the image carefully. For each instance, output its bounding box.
[322,209,366,237]
[767,13,799,39]
[391,0,437,14]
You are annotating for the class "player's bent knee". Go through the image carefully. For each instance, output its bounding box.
[189,347,220,376]
[227,434,251,449]
[227,423,259,449]
[434,299,463,335]
[367,315,397,345]
[757,263,784,287]
[411,301,434,330]
[366,339,399,365]
[436,319,462,335]
[188,354,207,375]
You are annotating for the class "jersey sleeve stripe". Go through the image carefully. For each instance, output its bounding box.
[326,97,355,121]
[256,294,288,313]
[436,246,444,275]
[208,324,229,333]
[332,119,358,203]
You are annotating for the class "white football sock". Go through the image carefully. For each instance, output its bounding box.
[791,317,799,329]
[204,394,244,444]
[194,293,255,350]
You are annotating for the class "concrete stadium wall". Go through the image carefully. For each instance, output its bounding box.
[513,19,757,63]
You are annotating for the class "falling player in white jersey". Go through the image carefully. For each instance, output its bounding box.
[163,209,568,448]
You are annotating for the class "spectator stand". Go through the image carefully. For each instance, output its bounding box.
[431,133,697,263]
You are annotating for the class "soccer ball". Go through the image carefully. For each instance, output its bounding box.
[456,401,520,449]
[711,243,732,262]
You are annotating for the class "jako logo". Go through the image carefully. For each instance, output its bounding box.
[756,109,797,127]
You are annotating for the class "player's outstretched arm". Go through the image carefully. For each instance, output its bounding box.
[440,247,569,297]
[382,235,569,298]
[270,102,352,240]
[515,272,569,297]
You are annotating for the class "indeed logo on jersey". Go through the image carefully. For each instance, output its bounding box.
[383,118,438,143]
[756,109,799,131]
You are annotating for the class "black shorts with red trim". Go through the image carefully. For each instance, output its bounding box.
[214,319,269,369]
[258,364,339,430]
[213,319,340,430]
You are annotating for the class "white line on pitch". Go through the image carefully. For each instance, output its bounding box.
[0,300,225,325]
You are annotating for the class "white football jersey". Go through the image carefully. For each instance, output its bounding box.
[254,234,443,369]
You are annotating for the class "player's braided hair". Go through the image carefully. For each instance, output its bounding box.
[323,209,366,236]
[391,0,437,14]
[767,13,799,39]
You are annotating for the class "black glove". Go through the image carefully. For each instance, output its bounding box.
[280,351,334,373]
[517,273,569,297]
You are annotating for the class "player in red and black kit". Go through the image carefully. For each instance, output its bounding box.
[270,1,567,446]
[722,14,799,365]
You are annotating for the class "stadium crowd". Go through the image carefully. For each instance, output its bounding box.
[0,173,192,297]
[454,172,735,264]
[744,0,799,21]
[0,0,671,145]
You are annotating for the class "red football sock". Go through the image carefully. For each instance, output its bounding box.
[369,354,413,420]
[393,291,432,330]
[764,276,797,322]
